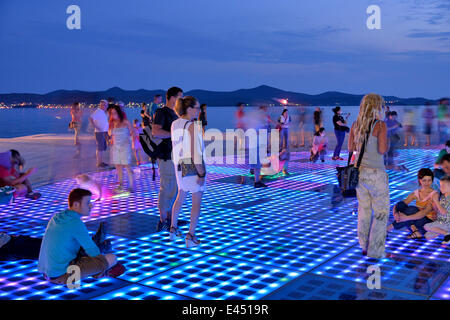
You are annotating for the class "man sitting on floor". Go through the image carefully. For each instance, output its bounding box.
[0,150,41,200]
[38,188,124,286]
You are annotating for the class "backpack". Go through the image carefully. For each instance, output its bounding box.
[139,125,163,159]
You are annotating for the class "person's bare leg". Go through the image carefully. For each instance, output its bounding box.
[300,128,305,146]
[74,127,80,145]
[125,165,134,190]
[13,184,28,196]
[117,165,123,186]
[134,150,139,165]
[188,191,204,236]
[254,168,261,183]
[22,177,33,193]
[171,189,188,229]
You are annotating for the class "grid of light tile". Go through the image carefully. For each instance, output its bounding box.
[0,147,448,300]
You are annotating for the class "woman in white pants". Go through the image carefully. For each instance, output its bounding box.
[348,94,389,259]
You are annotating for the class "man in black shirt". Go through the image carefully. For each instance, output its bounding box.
[152,87,183,231]
[332,106,349,160]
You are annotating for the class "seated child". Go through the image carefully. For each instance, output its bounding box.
[38,188,125,286]
[424,175,450,244]
[0,150,41,200]
[310,127,328,163]
[261,148,290,176]
[387,168,437,239]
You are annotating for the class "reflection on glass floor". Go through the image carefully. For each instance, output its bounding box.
[0,148,448,300]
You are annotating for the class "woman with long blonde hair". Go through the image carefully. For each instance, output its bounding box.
[348,93,389,259]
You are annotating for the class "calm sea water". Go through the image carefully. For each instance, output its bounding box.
[0,106,435,138]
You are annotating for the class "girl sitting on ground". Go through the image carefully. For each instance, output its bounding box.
[310,127,328,163]
[260,148,290,176]
[387,168,437,239]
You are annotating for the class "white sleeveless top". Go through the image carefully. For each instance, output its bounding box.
[171,118,205,167]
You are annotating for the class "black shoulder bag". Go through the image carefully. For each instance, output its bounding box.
[336,122,373,197]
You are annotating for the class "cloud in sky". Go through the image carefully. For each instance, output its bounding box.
[0,0,448,98]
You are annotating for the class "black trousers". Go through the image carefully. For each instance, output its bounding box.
[0,235,42,261]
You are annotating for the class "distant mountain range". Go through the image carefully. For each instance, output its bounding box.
[0,85,439,106]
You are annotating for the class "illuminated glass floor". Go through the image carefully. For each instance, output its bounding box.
[0,148,448,300]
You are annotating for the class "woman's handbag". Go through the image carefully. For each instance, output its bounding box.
[336,126,371,197]
[177,121,205,178]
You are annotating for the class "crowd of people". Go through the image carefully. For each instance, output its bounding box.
[0,89,449,287]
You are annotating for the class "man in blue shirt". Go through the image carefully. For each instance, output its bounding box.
[38,188,122,285]
[149,94,163,123]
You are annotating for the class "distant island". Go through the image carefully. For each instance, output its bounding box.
[0,85,440,106]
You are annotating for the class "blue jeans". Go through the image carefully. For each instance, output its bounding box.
[392,201,432,235]
[280,128,289,151]
[333,130,345,157]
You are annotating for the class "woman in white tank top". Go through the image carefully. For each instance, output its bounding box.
[169,96,206,248]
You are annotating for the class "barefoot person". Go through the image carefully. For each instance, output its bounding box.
[0,150,41,200]
[38,188,124,286]
[348,94,389,259]
[89,100,110,168]
[169,96,206,248]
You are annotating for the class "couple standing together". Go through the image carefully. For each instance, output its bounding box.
[152,87,206,248]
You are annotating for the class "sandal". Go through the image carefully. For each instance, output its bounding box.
[186,233,201,248]
[407,230,422,239]
[25,192,41,200]
[169,226,182,241]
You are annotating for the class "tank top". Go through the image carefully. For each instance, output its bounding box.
[171,118,205,166]
[360,120,385,170]
[413,189,437,220]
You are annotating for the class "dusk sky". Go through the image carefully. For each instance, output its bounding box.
[0,0,449,99]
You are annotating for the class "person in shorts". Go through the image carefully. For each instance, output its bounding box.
[89,100,110,168]
[152,87,183,231]
[38,189,124,286]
